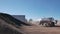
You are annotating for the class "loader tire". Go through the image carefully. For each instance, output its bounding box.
[43,23,49,27]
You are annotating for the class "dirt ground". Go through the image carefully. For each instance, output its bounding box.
[20,25,60,34]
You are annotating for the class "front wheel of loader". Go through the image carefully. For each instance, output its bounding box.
[50,22,55,27]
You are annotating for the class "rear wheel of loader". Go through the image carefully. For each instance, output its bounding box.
[43,23,49,27]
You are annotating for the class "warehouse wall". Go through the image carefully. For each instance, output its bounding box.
[12,15,27,23]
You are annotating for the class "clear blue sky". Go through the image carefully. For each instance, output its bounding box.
[0,0,60,20]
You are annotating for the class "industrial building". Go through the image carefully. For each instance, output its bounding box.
[12,15,27,23]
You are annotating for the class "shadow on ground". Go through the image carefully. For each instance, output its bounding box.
[54,25,60,27]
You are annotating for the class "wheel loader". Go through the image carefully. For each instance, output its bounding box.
[39,17,57,27]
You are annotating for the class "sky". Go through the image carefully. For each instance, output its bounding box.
[0,0,60,20]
